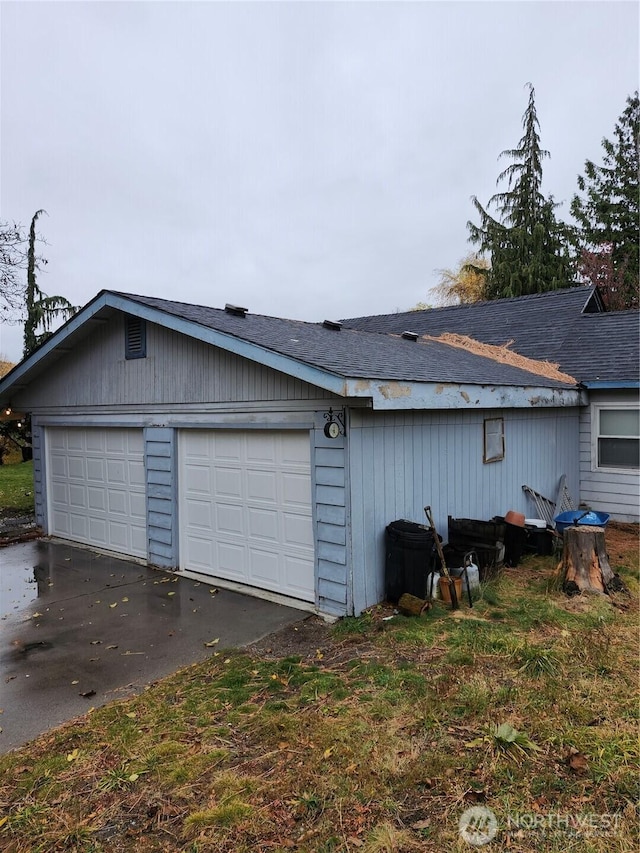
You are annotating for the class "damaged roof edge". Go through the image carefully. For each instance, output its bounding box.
[343,379,585,410]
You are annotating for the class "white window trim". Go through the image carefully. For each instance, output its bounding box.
[590,402,640,473]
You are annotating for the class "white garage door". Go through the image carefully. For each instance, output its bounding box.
[47,428,146,558]
[179,430,315,602]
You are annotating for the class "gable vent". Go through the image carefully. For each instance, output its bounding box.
[401,331,419,341]
[125,316,147,359]
[225,303,248,317]
[323,319,342,331]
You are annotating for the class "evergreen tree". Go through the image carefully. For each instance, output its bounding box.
[571,92,639,309]
[22,210,77,358]
[468,85,574,299]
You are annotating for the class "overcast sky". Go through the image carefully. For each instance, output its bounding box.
[1,0,637,362]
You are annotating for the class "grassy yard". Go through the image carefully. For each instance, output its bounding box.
[0,460,34,514]
[0,525,638,852]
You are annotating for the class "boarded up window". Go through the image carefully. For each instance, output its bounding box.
[483,417,504,463]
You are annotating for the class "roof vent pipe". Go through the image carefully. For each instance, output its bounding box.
[401,331,419,341]
[322,319,342,331]
[225,304,248,318]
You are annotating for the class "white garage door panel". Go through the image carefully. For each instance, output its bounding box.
[179,430,315,602]
[47,428,146,558]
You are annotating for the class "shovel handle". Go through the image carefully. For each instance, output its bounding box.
[424,505,459,609]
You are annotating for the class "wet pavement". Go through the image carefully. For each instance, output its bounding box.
[0,540,303,752]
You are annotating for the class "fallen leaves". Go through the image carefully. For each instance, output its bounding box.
[204,638,220,648]
[566,748,589,773]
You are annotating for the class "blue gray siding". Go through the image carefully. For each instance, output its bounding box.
[145,427,178,567]
[32,424,45,529]
[348,407,580,614]
[13,316,334,410]
[579,390,640,522]
[313,417,350,616]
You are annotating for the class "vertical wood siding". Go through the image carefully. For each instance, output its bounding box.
[14,317,334,408]
[145,427,177,567]
[312,419,350,616]
[579,390,640,522]
[32,424,45,529]
[348,408,580,614]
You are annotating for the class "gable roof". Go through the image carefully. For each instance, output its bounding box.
[342,286,639,386]
[0,290,581,413]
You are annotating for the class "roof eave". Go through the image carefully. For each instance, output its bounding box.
[343,379,584,410]
[582,380,640,390]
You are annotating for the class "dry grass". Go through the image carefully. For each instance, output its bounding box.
[0,525,638,852]
[425,333,577,384]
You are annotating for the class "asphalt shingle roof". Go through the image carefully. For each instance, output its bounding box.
[341,287,639,384]
[115,292,576,389]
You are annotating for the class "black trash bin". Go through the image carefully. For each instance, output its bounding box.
[504,522,528,567]
[385,520,435,604]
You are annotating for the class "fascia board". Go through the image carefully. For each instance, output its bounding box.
[581,381,639,390]
[342,378,584,410]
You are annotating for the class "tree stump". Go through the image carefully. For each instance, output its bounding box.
[560,526,616,595]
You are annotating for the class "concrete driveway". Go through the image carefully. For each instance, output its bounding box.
[0,540,303,752]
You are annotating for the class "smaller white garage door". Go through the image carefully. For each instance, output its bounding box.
[179,430,315,602]
[47,428,146,558]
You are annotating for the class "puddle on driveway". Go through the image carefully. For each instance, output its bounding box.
[1,542,51,619]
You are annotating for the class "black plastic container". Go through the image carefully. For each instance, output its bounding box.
[503,522,528,566]
[385,520,435,603]
[448,516,507,546]
[525,526,554,556]
[447,516,506,578]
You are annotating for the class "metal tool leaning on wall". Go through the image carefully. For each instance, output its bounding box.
[424,505,474,610]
